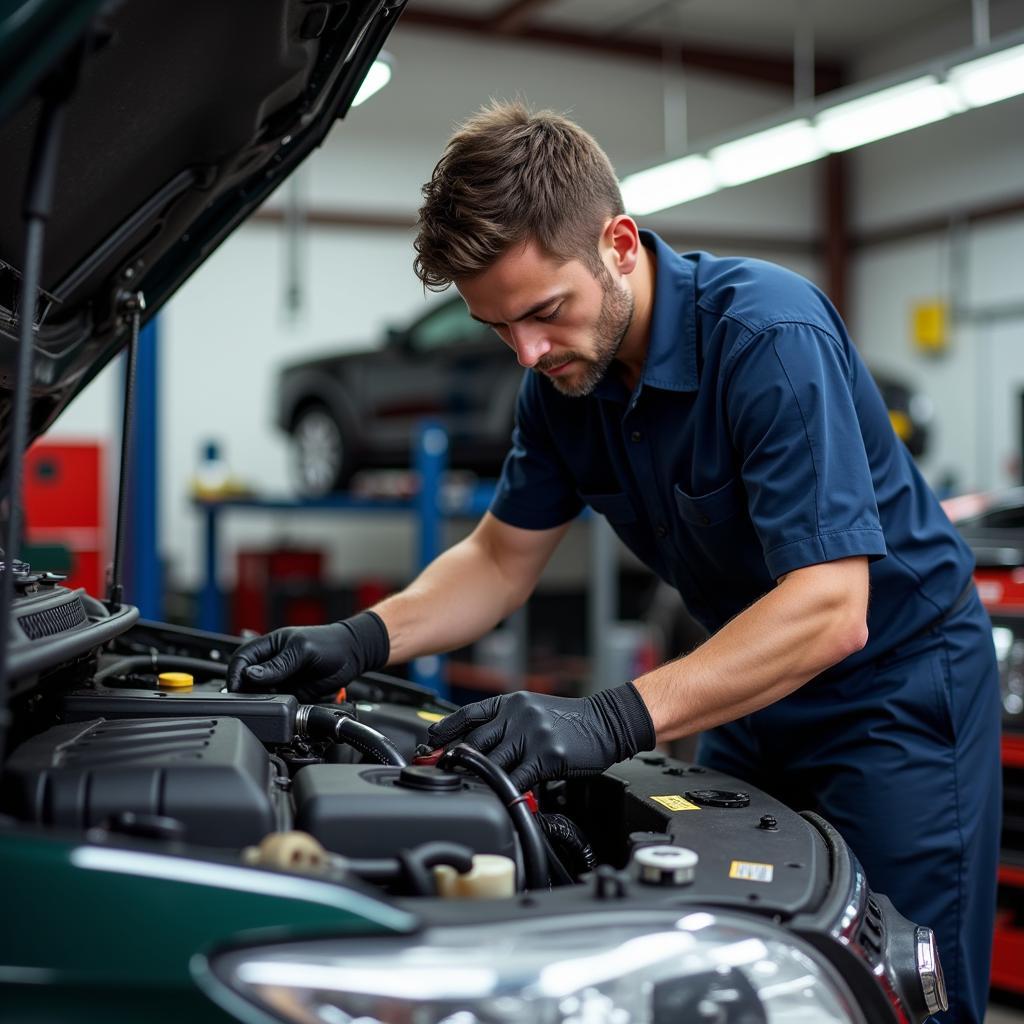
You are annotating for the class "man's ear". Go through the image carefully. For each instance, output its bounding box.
[602,215,641,276]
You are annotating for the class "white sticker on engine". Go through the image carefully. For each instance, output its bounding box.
[729,860,774,883]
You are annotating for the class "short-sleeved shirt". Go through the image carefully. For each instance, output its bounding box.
[490,230,975,676]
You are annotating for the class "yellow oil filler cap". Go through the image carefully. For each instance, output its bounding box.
[158,672,194,689]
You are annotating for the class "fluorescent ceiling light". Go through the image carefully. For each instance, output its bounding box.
[618,33,1024,212]
[709,119,825,186]
[620,155,716,215]
[949,42,1024,107]
[816,76,964,152]
[352,56,392,107]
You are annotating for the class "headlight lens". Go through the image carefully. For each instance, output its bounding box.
[206,911,864,1024]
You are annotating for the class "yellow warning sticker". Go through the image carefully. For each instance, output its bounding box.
[650,794,702,812]
[729,860,774,883]
[416,711,446,723]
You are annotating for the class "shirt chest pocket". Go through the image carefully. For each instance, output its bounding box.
[578,489,638,525]
[673,476,745,526]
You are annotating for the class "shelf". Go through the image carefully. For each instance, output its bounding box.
[192,423,492,697]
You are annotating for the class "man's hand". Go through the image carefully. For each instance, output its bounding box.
[225,611,389,703]
[426,683,656,791]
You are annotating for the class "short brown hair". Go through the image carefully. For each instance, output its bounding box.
[413,100,624,290]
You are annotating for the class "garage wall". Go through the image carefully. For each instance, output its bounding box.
[46,14,1024,598]
[847,76,1024,494]
[47,23,827,593]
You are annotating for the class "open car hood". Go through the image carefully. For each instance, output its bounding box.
[0,0,405,470]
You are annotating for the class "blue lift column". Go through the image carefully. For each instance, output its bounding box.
[124,318,162,619]
[412,420,448,698]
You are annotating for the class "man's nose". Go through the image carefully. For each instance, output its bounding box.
[509,325,551,368]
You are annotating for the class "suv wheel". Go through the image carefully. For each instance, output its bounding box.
[290,404,352,495]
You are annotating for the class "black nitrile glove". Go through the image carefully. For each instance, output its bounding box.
[225,610,389,703]
[426,683,656,792]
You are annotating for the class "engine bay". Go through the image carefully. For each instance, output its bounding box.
[3,574,822,904]
[0,566,941,1022]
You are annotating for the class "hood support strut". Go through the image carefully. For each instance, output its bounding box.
[0,41,86,756]
[107,291,145,612]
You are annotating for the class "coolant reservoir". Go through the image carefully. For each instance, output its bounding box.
[434,854,516,899]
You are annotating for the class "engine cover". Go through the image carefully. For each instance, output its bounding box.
[0,716,289,847]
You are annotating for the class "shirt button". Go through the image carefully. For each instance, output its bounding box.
[630,430,642,442]
[700,514,711,526]
[656,523,669,538]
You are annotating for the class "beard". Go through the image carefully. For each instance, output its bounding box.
[534,275,634,398]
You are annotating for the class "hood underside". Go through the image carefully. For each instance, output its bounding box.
[0,0,404,470]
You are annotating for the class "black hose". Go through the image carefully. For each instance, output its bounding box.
[94,654,228,684]
[344,856,400,884]
[299,705,406,766]
[439,743,549,891]
[540,813,597,875]
[538,830,575,886]
[347,672,458,712]
[335,716,407,766]
[397,841,475,896]
[346,841,475,896]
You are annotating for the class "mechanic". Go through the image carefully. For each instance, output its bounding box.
[228,102,1001,1023]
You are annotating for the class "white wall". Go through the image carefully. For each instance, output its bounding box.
[847,80,1024,494]
[45,12,1024,601]
[44,22,828,595]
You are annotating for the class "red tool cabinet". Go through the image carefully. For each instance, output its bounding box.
[22,441,106,597]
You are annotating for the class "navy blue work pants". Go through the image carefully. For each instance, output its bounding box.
[697,591,1002,1024]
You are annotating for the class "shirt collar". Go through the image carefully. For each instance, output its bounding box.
[638,229,699,392]
[594,229,698,400]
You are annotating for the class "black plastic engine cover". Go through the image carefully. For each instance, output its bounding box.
[0,717,288,847]
[293,764,518,861]
[60,688,298,743]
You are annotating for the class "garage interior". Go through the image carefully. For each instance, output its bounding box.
[4,0,1024,1020]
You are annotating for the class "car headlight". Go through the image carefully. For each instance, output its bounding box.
[201,911,865,1024]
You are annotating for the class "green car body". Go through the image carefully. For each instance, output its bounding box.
[0,829,413,1022]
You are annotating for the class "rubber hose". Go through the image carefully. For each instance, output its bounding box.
[345,857,402,883]
[540,812,597,873]
[439,744,549,891]
[297,706,406,765]
[334,715,407,766]
[347,672,458,712]
[94,654,227,684]
[397,841,475,896]
[538,830,575,886]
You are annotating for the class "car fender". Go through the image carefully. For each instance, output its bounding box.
[276,368,361,446]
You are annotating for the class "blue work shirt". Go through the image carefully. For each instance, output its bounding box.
[489,230,975,675]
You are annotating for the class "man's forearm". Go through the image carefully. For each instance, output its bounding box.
[370,512,573,665]
[635,557,870,741]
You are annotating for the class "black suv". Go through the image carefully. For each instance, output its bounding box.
[277,296,518,494]
[277,294,932,496]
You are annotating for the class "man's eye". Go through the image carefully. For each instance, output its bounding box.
[536,304,563,323]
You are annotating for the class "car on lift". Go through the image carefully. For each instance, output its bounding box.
[276,294,514,494]
[0,3,946,1023]
[276,301,933,497]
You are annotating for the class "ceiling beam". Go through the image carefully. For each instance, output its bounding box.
[490,0,557,35]
[250,204,821,256]
[397,7,845,92]
[852,195,1024,249]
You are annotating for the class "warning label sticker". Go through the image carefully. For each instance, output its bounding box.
[650,795,702,812]
[729,860,774,883]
